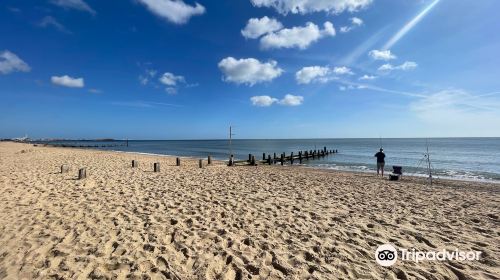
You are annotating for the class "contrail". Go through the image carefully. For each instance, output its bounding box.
[383,0,441,50]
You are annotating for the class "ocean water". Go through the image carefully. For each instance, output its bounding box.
[41,138,500,182]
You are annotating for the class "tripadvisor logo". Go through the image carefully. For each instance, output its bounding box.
[375,244,482,267]
[375,244,398,266]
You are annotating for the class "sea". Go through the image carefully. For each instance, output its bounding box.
[40,138,500,182]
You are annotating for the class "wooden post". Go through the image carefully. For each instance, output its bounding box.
[251,155,256,166]
[154,163,160,172]
[228,155,234,166]
[248,154,252,162]
[290,152,294,165]
[273,153,277,160]
[78,168,86,180]
[267,155,272,165]
[336,149,338,153]
[280,153,284,165]
[199,159,203,168]
[61,165,69,173]
[176,157,181,166]
[305,151,308,159]
[132,160,138,168]
[208,155,212,165]
[299,152,303,164]
[263,153,266,160]
[312,150,315,159]
[324,146,327,153]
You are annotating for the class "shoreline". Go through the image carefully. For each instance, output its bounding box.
[34,142,500,185]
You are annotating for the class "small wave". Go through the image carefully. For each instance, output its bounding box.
[307,163,499,183]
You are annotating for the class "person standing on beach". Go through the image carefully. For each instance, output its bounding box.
[375,148,386,176]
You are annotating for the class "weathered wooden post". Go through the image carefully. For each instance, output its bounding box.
[78,168,86,180]
[199,159,203,168]
[290,152,294,165]
[154,163,160,172]
[208,155,212,165]
[263,153,266,160]
[312,150,315,159]
[280,153,284,165]
[132,160,138,168]
[176,157,181,166]
[267,155,272,165]
[228,155,234,166]
[251,155,256,166]
[61,165,69,173]
[336,149,338,153]
[248,154,252,162]
[299,151,303,164]
[324,146,327,153]
[305,151,308,159]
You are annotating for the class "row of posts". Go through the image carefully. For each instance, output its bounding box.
[62,155,214,180]
[228,147,338,166]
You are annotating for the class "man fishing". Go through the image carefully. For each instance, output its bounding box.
[375,148,386,177]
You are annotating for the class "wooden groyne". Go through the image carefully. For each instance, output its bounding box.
[228,146,338,166]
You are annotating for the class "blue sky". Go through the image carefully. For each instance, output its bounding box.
[1,0,500,139]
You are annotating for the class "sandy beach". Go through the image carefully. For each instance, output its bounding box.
[0,142,498,279]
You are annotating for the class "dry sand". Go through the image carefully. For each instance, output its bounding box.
[0,142,498,279]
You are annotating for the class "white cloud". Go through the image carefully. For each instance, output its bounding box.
[295,65,352,84]
[250,0,373,15]
[0,51,31,74]
[278,94,304,106]
[50,0,96,15]
[351,17,363,26]
[218,57,283,86]
[159,72,185,86]
[378,61,417,72]
[260,21,335,50]
[359,74,376,80]
[138,0,205,24]
[159,72,187,94]
[296,66,330,84]
[51,75,84,88]
[340,17,363,33]
[250,95,278,106]
[250,94,304,106]
[38,16,71,34]
[241,16,283,39]
[369,49,396,61]
[332,66,353,75]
